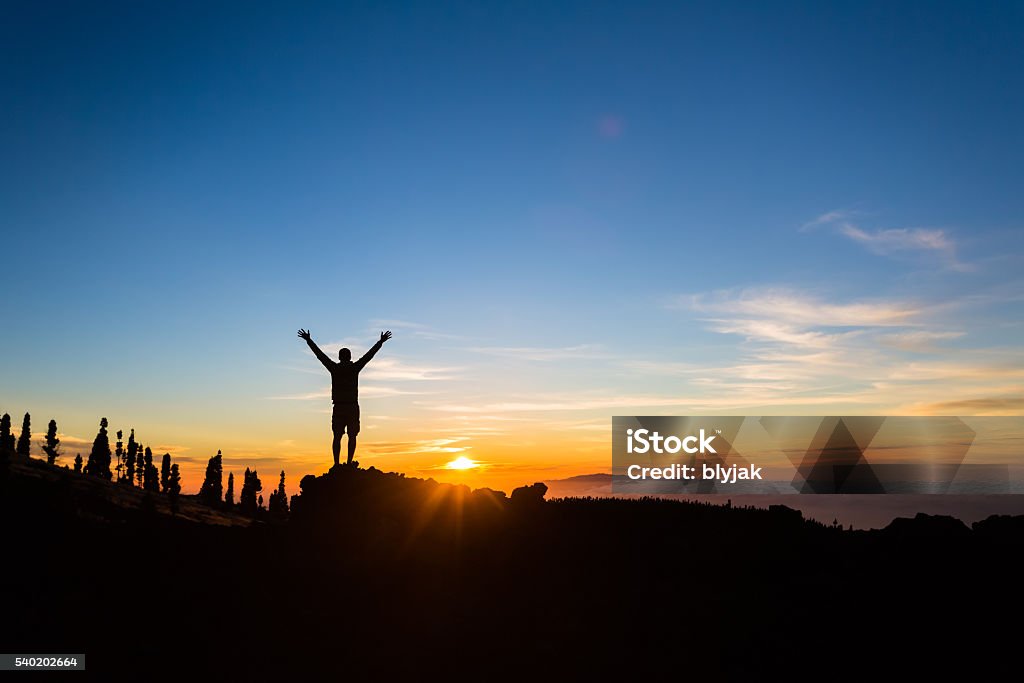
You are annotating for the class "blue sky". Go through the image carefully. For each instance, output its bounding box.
[2,1,1022,489]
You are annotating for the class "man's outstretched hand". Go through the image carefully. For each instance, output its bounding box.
[298,329,312,341]
[380,330,393,343]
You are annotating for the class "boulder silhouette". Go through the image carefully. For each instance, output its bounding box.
[883,512,971,538]
[510,482,547,506]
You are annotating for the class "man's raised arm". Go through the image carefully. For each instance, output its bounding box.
[355,330,392,370]
[297,329,334,370]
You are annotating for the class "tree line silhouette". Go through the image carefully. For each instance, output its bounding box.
[0,411,287,520]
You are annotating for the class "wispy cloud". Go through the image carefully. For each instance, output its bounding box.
[877,330,965,352]
[686,288,921,327]
[426,393,696,413]
[805,209,970,270]
[368,319,465,341]
[360,357,460,382]
[466,344,607,361]
[670,286,1023,413]
[908,396,1024,415]
[840,224,958,258]
[704,318,848,349]
[367,438,470,455]
[424,389,882,414]
[268,385,427,400]
[801,209,851,230]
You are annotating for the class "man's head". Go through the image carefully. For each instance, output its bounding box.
[339,348,352,362]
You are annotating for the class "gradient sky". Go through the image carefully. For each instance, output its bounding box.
[3,1,1023,492]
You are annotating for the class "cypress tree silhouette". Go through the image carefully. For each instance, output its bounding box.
[0,413,14,455]
[114,430,124,481]
[143,447,160,492]
[16,412,31,458]
[42,419,61,466]
[258,494,264,510]
[84,418,112,479]
[224,472,235,508]
[268,470,289,518]
[278,470,288,513]
[198,451,224,506]
[73,453,82,473]
[239,467,262,516]
[135,443,145,488]
[124,429,138,486]
[167,463,182,515]
[160,453,171,493]
[0,413,9,476]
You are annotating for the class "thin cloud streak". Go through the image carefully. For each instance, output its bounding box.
[466,344,608,361]
[685,288,921,327]
[806,209,970,270]
[267,385,428,400]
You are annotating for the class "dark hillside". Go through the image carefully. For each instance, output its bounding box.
[2,458,1022,679]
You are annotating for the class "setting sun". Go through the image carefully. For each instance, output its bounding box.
[445,456,478,470]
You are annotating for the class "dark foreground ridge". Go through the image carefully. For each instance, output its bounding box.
[3,457,1023,678]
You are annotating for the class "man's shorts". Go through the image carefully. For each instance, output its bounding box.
[332,403,360,435]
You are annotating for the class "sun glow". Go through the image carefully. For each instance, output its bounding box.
[445,456,478,470]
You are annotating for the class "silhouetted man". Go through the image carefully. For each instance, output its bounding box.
[298,328,392,467]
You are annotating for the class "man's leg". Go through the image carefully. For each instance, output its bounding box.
[346,404,361,465]
[332,428,342,467]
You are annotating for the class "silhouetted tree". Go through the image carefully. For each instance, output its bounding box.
[16,412,31,458]
[239,467,262,516]
[73,453,82,473]
[167,463,182,514]
[0,413,14,456]
[268,470,289,518]
[42,419,61,465]
[198,451,224,506]
[114,430,124,480]
[84,418,112,479]
[258,494,264,510]
[224,472,235,508]
[143,447,159,492]
[160,453,171,493]
[124,429,138,486]
[135,442,145,487]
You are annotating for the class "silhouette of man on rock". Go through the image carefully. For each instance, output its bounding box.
[298,328,392,468]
